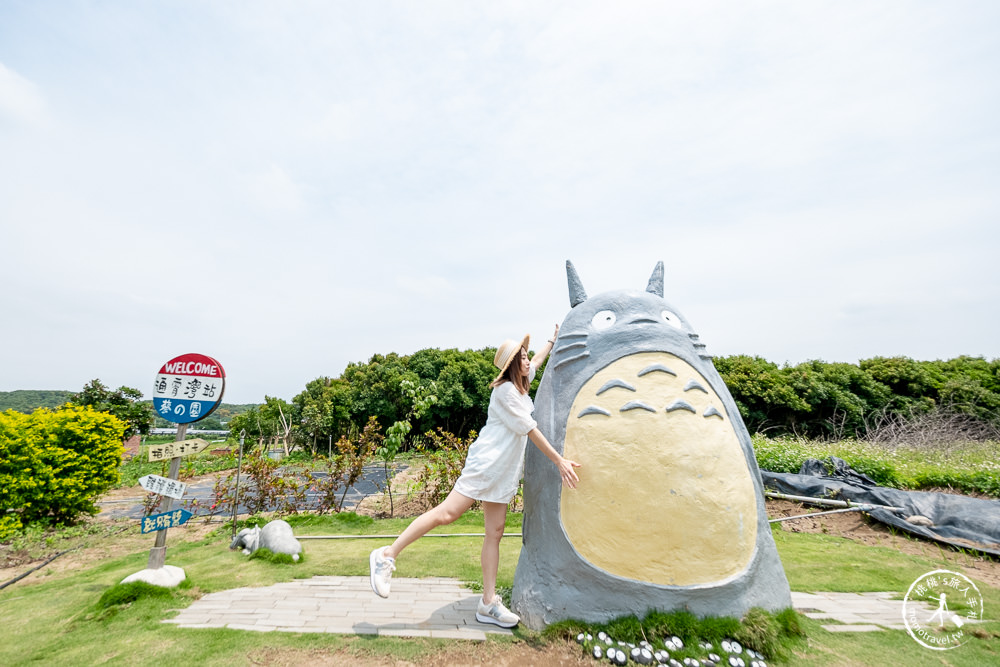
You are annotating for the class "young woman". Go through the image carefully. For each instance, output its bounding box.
[369,327,581,628]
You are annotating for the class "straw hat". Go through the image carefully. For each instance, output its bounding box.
[493,334,531,382]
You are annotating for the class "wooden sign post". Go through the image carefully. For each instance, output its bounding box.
[147,424,186,570]
[146,352,226,570]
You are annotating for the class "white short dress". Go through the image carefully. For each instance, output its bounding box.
[453,369,537,504]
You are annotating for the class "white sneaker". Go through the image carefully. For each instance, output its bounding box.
[475,595,519,628]
[369,547,395,598]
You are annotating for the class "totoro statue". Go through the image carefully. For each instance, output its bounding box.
[230,519,303,561]
[511,260,791,629]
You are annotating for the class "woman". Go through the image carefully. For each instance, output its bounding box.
[369,327,581,628]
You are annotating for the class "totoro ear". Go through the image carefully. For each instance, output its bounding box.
[646,261,664,297]
[566,260,588,308]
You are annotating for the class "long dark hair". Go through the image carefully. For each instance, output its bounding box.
[491,347,530,395]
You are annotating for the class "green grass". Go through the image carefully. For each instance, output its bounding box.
[753,435,1000,496]
[0,511,523,666]
[3,513,1000,666]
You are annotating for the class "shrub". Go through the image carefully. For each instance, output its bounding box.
[305,417,382,514]
[0,406,125,531]
[208,449,306,518]
[411,428,475,508]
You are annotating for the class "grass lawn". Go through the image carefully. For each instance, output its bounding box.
[2,512,999,666]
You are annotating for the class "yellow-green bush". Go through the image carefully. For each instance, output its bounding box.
[0,406,125,538]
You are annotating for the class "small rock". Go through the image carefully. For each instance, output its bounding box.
[906,515,934,527]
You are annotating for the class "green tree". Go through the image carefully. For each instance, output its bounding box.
[784,360,890,438]
[378,380,437,516]
[408,347,496,437]
[341,353,417,429]
[67,379,153,441]
[292,377,353,454]
[228,396,295,453]
[931,356,1000,423]
[714,355,808,433]
[859,356,940,415]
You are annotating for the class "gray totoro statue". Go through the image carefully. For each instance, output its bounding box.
[511,261,791,629]
[230,519,303,561]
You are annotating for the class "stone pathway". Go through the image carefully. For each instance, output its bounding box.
[165,578,931,639]
[792,591,931,632]
[164,576,513,640]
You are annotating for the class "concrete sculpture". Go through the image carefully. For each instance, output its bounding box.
[230,519,303,561]
[512,261,791,629]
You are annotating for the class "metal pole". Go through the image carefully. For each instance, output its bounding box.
[764,491,903,511]
[231,430,245,540]
[147,423,187,569]
[768,505,902,523]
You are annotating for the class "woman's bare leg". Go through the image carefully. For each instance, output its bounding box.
[383,489,475,559]
[480,501,508,603]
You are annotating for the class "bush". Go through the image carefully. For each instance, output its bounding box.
[411,428,476,508]
[0,406,125,533]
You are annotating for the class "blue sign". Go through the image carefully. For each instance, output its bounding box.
[140,508,193,534]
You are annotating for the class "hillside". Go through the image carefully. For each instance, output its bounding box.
[0,390,74,413]
[0,390,258,422]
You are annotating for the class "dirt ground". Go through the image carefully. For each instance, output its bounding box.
[4,474,1000,666]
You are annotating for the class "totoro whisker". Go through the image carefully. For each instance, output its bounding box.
[620,401,657,413]
[555,341,588,354]
[552,351,590,370]
[665,400,696,414]
[596,379,636,395]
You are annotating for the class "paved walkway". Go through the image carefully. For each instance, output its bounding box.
[792,591,930,633]
[165,577,930,639]
[164,576,513,640]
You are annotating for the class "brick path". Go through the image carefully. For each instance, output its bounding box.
[165,577,938,640]
[164,576,513,640]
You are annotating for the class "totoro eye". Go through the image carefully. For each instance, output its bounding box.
[591,310,617,330]
[661,310,683,329]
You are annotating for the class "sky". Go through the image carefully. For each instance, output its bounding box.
[2,1,998,405]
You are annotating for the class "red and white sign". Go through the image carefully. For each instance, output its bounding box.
[152,353,226,424]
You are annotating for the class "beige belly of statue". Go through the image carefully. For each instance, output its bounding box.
[560,352,758,586]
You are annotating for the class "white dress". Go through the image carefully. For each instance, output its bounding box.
[453,369,537,504]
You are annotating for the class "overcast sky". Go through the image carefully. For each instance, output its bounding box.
[2,2,998,405]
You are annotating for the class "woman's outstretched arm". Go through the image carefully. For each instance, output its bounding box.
[530,324,560,373]
[527,427,580,488]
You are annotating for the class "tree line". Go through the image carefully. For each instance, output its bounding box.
[229,349,1000,450]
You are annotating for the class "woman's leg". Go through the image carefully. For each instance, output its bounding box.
[383,489,475,559]
[480,500,508,604]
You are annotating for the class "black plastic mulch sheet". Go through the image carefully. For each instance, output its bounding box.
[761,457,1000,557]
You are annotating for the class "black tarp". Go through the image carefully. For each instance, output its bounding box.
[761,457,1000,557]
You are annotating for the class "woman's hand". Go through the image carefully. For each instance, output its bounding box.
[551,323,560,343]
[527,428,581,488]
[556,456,581,489]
